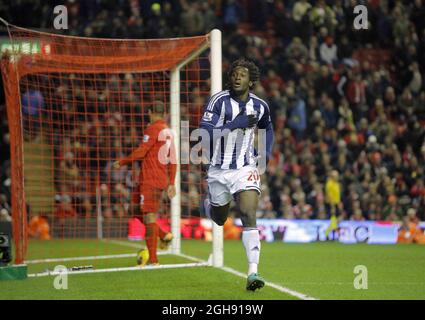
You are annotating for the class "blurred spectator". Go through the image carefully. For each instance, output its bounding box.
[180,2,204,36]
[286,87,307,141]
[320,94,338,128]
[0,194,11,216]
[319,36,338,65]
[200,1,217,33]
[21,83,44,140]
[397,208,425,244]
[309,0,336,35]
[222,0,242,32]
[55,194,77,221]
[351,209,365,221]
[382,194,402,221]
[407,62,422,94]
[325,170,342,218]
[28,215,51,240]
[0,208,11,222]
[285,37,309,62]
[293,0,312,25]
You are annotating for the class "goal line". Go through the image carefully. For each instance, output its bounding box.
[27,259,210,278]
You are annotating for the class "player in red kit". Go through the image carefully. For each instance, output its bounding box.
[113,101,176,266]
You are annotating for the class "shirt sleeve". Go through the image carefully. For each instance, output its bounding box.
[258,102,274,163]
[257,101,272,130]
[118,125,157,166]
[199,92,224,130]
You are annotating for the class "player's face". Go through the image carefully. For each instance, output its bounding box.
[230,66,251,94]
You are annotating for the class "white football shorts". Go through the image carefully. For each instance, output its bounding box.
[207,165,261,207]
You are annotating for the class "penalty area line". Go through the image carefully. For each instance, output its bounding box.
[220,266,319,300]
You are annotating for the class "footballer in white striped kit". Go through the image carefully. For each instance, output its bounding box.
[199,58,274,291]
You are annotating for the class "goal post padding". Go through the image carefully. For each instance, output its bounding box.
[1,22,220,267]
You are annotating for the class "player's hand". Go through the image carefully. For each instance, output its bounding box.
[227,109,257,130]
[167,185,176,199]
[112,161,121,169]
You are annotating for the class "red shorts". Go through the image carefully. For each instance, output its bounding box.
[132,184,163,214]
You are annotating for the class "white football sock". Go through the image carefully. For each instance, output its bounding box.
[248,263,257,275]
[242,229,261,276]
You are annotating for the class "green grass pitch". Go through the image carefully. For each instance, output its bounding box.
[1,239,424,300]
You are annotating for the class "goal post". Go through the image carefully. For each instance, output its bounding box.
[210,29,224,268]
[1,20,223,272]
[170,67,181,256]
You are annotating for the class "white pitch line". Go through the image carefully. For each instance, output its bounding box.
[28,262,210,278]
[220,266,318,300]
[101,239,142,249]
[101,239,172,254]
[176,253,210,264]
[25,253,137,264]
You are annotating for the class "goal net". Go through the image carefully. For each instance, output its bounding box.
[1,21,223,276]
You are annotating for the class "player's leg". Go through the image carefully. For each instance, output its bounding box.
[141,188,172,251]
[130,187,141,218]
[205,167,232,226]
[158,219,173,250]
[231,165,264,291]
[211,203,231,225]
[142,187,163,264]
[131,188,151,266]
[205,198,231,226]
[143,212,160,265]
[235,190,260,272]
[134,186,161,266]
[235,190,265,291]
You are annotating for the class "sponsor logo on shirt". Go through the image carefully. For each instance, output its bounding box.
[202,111,213,122]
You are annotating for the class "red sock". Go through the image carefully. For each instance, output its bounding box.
[157,224,167,240]
[145,223,158,263]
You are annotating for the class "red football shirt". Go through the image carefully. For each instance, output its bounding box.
[118,119,176,189]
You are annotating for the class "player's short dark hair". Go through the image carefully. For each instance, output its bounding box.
[149,100,165,114]
[228,58,260,87]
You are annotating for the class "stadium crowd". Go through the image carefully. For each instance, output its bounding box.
[0,0,424,224]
